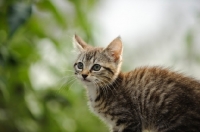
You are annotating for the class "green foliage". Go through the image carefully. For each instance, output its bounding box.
[0,0,107,132]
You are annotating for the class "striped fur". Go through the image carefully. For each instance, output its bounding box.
[73,35,200,132]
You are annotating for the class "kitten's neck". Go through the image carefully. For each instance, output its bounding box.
[86,72,124,102]
[86,83,98,102]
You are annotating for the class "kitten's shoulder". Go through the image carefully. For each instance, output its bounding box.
[124,66,171,77]
[126,66,185,76]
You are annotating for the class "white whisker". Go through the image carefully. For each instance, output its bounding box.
[57,74,77,92]
[60,69,75,73]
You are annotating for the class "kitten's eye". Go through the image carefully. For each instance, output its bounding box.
[77,62,83,69]
[92,64,101,71]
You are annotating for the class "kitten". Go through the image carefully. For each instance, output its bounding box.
[73,34,200,132]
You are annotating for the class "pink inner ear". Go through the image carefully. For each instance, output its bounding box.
[112,50,121,61]
[75,34,87,49]
[106,37,122,61]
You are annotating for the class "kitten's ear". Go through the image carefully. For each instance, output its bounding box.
[73,34,91,52]
[104,36,123,61]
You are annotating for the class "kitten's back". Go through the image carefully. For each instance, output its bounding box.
[124,66,200,131]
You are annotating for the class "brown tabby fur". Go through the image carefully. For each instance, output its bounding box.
[73,35,200,132]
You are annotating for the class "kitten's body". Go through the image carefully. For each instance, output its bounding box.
[88,67,200,132]
[73,35,200,132]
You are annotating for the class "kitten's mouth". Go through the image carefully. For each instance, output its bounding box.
[81,79,91,83]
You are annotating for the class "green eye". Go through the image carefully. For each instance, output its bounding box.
[77,62,83,69]
[92,64,101,71]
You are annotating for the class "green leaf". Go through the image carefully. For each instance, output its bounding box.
[7,2,32,39]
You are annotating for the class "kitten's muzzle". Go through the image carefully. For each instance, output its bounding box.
[81,74,91,82]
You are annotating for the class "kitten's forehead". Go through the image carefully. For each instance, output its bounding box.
[78,47,105,63]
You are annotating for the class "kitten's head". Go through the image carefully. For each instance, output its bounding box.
[73,34,123,87]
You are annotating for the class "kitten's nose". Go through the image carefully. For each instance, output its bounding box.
[82,74,88,79]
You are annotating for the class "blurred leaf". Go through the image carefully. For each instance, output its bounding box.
[186,30,193,49]
[37,0,66,28]
[44,91,70,107]
[7,2,32,38]
[0,0,106,132]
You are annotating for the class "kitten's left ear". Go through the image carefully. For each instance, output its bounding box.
[104,36,123,61]
[73,34,92,52]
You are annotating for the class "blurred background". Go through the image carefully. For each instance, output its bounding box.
[0,0,200,132]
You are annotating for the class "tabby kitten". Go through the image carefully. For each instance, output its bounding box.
[73,34,200,132]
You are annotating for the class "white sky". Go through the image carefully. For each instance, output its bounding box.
[94,1,200,44]
[94,1,165,44]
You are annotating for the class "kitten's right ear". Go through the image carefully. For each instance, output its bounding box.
[104,36,123,62]
[73,34,91,52]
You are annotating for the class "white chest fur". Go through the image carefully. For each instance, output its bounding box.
[85,84,123,131]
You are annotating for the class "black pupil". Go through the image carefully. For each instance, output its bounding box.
[93,64,101,71]
[77,62,83,69]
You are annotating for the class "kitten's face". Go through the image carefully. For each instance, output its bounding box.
[73,35,123,87]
